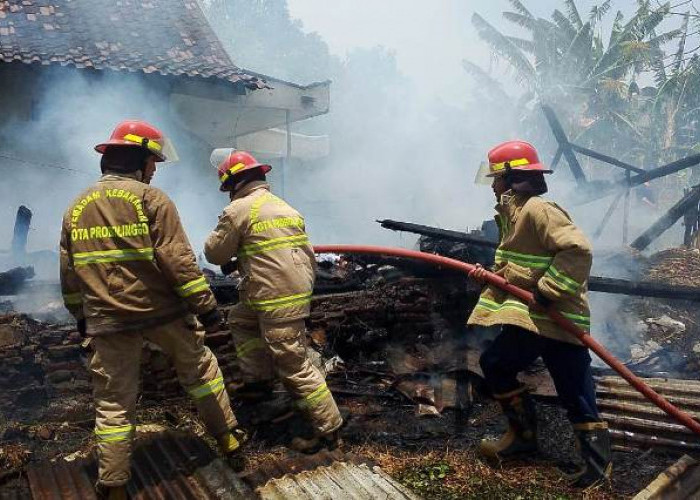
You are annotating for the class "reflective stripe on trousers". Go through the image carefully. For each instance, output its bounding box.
[296,382,331,410]
[245,291,312,312]
[236,337,267,358]
[95,424,135,443]
[188,376,226,400]
[175,276,210,297]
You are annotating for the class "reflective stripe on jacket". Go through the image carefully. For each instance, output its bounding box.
[204,181,315,323]
[60,173,217,334]
[467,191,592,345]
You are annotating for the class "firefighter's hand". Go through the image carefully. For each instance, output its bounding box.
[468,264,488,283]
[198,308,224,333]
[77,318,87,337]
[530,289,553,310]
[221,260,238,276]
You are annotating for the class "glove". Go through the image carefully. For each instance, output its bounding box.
[77,318,87,337]
[531,288,553,309]
[198,308,223,333]
[221,260,238,276]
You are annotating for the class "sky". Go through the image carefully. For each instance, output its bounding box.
[287,0,693,102]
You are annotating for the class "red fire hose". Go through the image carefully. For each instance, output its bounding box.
[314,244,700,437]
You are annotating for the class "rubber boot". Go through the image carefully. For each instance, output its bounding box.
[290,429,341,455]
[95,484,127,500]
[479,386,538,460]
[217,427,249,472]
[564,422,612,489]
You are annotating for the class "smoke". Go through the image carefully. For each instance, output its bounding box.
[0,66,226,280]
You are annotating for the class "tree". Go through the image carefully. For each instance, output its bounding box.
[467,0,686,172]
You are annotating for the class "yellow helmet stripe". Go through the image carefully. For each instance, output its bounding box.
[219,162,247,183]
[123,133,163,153]
[490,157,530,172]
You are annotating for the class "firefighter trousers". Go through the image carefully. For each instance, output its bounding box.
[89,316,237,487]
[479,324,600,424]
[228,303,343,435]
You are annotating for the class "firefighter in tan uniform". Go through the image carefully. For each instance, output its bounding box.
[204,149,343,453]
[60,121,245,499]
[468,141,611,488]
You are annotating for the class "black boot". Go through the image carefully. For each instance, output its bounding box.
[479,386,538,460]
[290,429,342,454]
[563,421,612,488]
[217,427,249,472]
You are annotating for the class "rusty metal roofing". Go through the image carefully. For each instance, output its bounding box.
[469,347,700,453]
[25,432,420,499]
[596,375,700,453]
[256,461,421,499]
[26,431,254,499]
[633,454,700,500]
[0,0,266,88]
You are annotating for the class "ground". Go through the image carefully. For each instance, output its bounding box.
[0,388,675,499]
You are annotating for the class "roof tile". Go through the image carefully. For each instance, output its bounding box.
[0,0,266,88]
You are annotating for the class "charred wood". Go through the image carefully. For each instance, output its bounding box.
[379,219,700,301]
[632,185,700,251]
[0,266,34,295]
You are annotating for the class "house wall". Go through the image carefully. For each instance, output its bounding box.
[0,63,227,277]
[0,63,39,122]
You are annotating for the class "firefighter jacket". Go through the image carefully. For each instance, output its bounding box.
[467,191,592,345]
[60,173,217,335]
[204,181,315,324]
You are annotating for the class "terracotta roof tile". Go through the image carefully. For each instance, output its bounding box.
[0,0,266,88]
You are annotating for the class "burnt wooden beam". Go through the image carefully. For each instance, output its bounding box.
[11,206,32,257]
[0,266,34,295]
[541,105,587,183]
[550,146,563,170]
[377,219,498,248]
[378,219,700,300]
[593,191,625,240]
[568,143,645,174]
[589,276,700,301]
[627,154,700,187]
[631,185,700,251]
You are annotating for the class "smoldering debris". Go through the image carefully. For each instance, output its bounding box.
[0,266,33,295]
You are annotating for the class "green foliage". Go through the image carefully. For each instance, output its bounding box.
[396,460,573,500]
[467,0,700,182]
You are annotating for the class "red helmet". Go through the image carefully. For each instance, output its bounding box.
[95,120,177,162]
[212,149,272,192]
[486,140,552,177]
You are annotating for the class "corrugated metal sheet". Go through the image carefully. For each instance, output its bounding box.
[26,431,254,499]
[470,347,700,453]
[597,376,700,453]
[256,462,421,500]
[633,454,700,500]
[25,432,420,499]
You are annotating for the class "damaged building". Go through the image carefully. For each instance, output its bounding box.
[4,1,700,500]
[0,0,330,277]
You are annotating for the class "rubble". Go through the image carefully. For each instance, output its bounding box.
[633,454,700,499]
[0,266,34,295]
[626,248,700,375]
[1,254,697,498]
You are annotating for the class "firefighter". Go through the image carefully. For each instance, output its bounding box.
[204,149,343,453]
[468,140,611,488]
[60,121,245,499]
